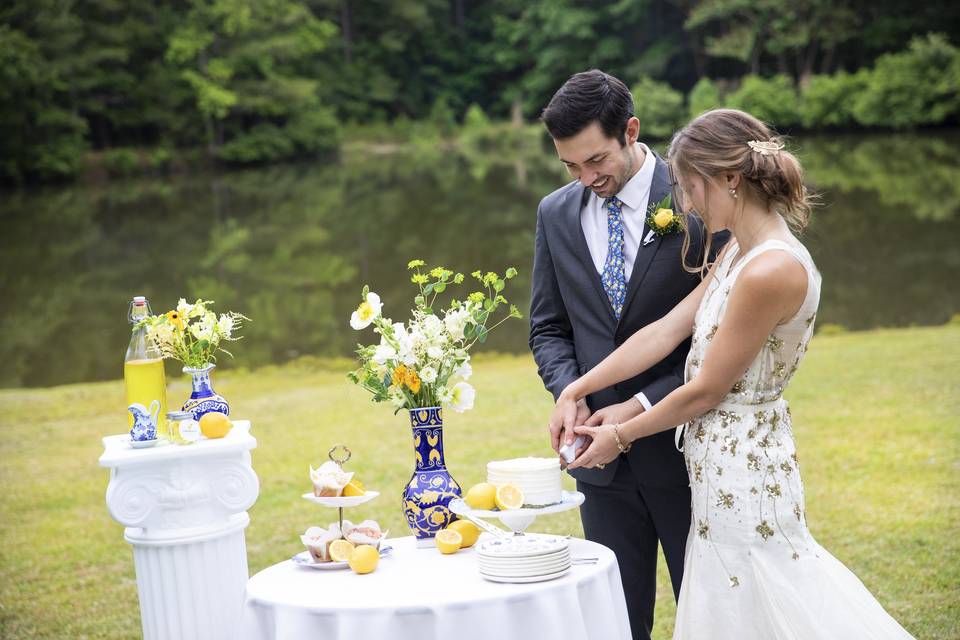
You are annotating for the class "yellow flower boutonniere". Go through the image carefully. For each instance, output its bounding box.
[646,194,683,236]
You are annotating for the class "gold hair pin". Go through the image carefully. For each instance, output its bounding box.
[747,140,785,156]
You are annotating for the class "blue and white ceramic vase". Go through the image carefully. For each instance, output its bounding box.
[181,363,229,420]
[402,406,462,547]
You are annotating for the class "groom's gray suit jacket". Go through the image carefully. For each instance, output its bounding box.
[530,154,726,487]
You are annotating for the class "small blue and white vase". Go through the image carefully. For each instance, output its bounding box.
[181,363,229,421]
[402,406,462,548]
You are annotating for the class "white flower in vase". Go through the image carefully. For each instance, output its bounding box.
[444,308,470,340]
[453,361,472,381]
[450,382,475,413]
[437,385,454,405]
[350,292,383,330]
[373,343,397,365]
[217,314,234,338]
[419,366,438,384]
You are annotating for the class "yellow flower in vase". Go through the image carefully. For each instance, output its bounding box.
[165,310,185,332]
[405,369,422,395]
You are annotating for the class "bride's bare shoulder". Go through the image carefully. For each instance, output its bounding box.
[733,249,808,310]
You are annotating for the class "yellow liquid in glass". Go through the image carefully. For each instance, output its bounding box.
[124,358,168,436]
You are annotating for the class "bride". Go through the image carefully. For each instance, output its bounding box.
[552,109,915,639]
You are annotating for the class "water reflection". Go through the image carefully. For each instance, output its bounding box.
[1,131,957,388]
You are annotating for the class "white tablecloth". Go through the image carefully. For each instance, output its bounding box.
[241,536,631,640]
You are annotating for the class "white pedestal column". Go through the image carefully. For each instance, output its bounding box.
[100,421,259,640]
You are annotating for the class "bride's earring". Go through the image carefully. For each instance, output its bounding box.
[728,188,738,199]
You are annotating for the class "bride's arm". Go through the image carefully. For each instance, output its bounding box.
[550,247,729,443]
[567,251,808,469]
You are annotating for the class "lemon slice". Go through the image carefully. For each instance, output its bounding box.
[495,483,524,510]
[435,529,463,554]
[342,479,365,497]
[328,539,356,563]
[348,545,379,574]
[446,520,479,548]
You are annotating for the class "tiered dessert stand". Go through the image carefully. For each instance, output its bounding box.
[296,445,390,569]
[300,445,379,537]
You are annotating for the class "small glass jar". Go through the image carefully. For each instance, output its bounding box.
[166,410,200,444]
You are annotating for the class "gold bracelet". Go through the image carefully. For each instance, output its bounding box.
[613,423,632,454]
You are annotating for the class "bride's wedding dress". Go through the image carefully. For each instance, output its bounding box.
[673,237,914,639]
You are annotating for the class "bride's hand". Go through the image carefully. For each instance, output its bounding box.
[566,425,620,470]
[549,389,588,453]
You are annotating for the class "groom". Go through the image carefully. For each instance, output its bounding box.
[529,70,727,639]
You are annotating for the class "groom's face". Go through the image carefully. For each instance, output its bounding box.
[553,120,639,199]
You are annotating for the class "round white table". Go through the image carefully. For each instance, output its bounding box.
[241,535,631,640]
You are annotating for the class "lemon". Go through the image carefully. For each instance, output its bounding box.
[348,544,379,574]
[495,483,524,510]
[435,529,462,554]
[199,412,232,439]
[328,539,356,563]
[447,520,479,548]
[342,478,365,497]
[464,483,497,510]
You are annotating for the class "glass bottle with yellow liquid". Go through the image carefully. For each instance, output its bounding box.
[124,296,168,437]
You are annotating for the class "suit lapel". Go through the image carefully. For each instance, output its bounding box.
[619,154,673,324]
[564,185,618,322]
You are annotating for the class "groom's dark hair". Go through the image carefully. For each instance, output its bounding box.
[541,69,634,145]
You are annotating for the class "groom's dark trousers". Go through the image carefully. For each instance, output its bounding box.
[529,155,728,640]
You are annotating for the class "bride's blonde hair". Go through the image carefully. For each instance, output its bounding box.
[668,108,813,274]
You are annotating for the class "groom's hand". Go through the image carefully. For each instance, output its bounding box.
[549,397,591,452]
[585,397,644,427]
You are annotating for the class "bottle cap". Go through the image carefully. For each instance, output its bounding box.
[133,296,146,305]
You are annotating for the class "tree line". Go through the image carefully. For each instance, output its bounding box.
[2,0,958,184]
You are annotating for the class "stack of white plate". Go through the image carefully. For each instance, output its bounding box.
[476,534,571,583]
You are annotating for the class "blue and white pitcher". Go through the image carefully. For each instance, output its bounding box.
[128,400,161,443]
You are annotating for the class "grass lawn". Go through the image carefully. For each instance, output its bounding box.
[1,324,957,639]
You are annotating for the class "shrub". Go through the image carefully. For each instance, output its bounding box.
[852,33,960,129]
[631,76,685,140]
[102,148,140,176]
[463,103,491,130]
[725,75,801,128]
[800,71,869,129]
[688,77,723,120]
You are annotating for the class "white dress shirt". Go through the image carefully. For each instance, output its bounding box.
[580,142,657,412]
[580,142,656,278]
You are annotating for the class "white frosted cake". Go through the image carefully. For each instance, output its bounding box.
[487,457,562,507]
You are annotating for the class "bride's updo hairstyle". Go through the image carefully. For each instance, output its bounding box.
[668,108,813,274]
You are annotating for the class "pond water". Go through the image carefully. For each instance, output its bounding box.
[2,130,958,388]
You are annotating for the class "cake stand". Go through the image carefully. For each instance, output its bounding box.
[448,490,584,535]
[301,445,379,540]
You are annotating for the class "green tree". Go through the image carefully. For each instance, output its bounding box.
[685,0,858,79]
[0,29,86,182]
[166,0,339,163]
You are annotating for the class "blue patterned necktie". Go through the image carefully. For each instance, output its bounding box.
[601,196,627,319]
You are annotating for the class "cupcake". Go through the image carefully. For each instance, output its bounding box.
[300,523,343,562]
[343,519,386,549]
[309,461,354,497]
